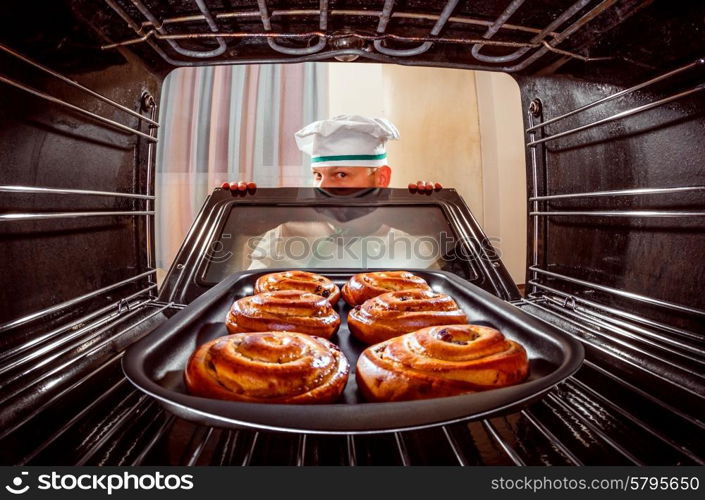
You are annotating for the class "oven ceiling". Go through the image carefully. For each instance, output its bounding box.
[2,1,703,84]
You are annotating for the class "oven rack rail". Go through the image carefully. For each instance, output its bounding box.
[3,300,703,466]
[0,43,158,141]
[0,43,160,334]
[101,0,621,71]
[0,301,173,443]
[520,297,705,408]
[525,55,705,206]
[525,55,705,321]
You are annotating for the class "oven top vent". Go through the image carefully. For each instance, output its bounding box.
[72,0,701,82]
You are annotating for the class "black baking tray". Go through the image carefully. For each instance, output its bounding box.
[123,269,584,434]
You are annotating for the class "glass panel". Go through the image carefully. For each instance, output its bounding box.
[201,204,478,283]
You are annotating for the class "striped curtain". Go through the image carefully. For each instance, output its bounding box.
[155,63,328,272]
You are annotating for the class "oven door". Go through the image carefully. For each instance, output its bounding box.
[157,186,521,306]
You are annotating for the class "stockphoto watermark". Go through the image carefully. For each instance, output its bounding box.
[204,230,503,267]
[2,470,194,496]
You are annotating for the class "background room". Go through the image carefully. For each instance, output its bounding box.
[155,62,527,289]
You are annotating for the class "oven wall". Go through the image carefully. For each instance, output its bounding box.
[517,73,705,335]
[0,0,163,344]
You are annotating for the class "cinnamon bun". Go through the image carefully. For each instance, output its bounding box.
[226,290,340,339]
[255,270,340,305]
[347,288,468,345]
[341,271,431,306]
[356,324,529,401]
[185,332,349,403]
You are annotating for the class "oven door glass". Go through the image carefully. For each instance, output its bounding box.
[199,204,479,284]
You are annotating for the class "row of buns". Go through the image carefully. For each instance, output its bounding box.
[185,270,529,404]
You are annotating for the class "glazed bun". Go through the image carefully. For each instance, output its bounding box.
[226,290,340,339]
[341,271,431,306]
[356,324,529,402]
[347,288,468,345]
[185,332,349,403]
[255,270,340,305]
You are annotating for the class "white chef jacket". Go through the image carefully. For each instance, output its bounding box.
[247,221,442,270]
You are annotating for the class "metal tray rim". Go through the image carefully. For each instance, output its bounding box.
[121,371,565,435]
[123,268,584,435]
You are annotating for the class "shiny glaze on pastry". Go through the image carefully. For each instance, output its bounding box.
[347,288,468,345]
[185,332,349,403]
[255,270,340,304]
[356,324,529,401]
[341,271,431,306]
[226,290,340,339]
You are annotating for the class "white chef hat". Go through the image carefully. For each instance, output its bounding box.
[295,114,400,168]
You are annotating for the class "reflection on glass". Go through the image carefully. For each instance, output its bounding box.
[201,205,477,282]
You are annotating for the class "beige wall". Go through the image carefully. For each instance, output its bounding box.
[327,64,527,284]
[475,72,527,285]
[382,65,484,224]
[328,63,384,116]
[329,63,484,222]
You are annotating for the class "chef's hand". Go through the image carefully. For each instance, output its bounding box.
[221,181,257,192]
[408,181,443,192]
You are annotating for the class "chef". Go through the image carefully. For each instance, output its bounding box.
[243,115,443,270]
[224,114,443,191]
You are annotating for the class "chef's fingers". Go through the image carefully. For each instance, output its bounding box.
[223,181,256,193]
[434,182,443,190]
[408,183,418,191]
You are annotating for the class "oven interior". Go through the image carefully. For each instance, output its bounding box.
[1,0,704,465]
